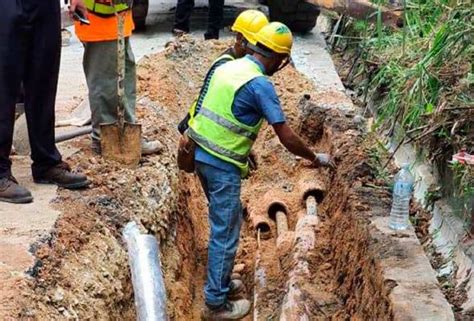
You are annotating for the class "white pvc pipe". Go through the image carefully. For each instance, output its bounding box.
[123,222,168,321]
[253,229,266,321]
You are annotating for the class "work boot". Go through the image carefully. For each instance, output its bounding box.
[91,138,101,155]
[141,138,162,155]
[227,279,245,300]
[0,176,33,204]
[33,163,90,190]
[202,299,251,320]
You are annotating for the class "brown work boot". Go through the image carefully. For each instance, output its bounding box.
[0,176,33,204]
[202,299,251,320]
[33,163,90,189]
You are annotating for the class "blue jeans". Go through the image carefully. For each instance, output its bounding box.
[195,161,243,306]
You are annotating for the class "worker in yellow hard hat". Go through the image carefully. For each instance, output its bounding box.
[179,22,335,320]
[178,9,269,134]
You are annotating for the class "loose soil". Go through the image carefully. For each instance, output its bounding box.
[6,36,397,320]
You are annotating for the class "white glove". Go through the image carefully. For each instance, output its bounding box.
[311,153,336,169]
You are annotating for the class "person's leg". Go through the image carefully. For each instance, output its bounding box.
[83,40,120,141]
[196,163,210,201]
[23,0,63,178]
[173,0,195,32]
[25,0,89,189]
[204,0,224,40]
[196,162,243,307]
[0,0,26,178]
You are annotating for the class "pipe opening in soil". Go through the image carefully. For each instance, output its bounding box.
[256,222,271,234]
[268,202,288,221]
[303,189,325,204]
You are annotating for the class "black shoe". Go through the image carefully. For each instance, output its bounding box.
[0,176,33,204]
[91,138,101,155]
[33,162,90,190]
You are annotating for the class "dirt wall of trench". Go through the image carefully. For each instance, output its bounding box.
[12,37,396,320]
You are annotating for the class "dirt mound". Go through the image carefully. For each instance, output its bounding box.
[11,36,394,320]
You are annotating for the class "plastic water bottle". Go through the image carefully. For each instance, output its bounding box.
[389,164,414,230]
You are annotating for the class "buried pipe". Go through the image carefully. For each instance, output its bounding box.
[255,219,272,240]
[253,229,266,321]
[250,214,273,240]
[275,211,289,237]
[13,113,92,155]
[123,222,167,321]
[55,126,92,143]
[305,196,318,217]
[297,177,326,221]
[280,189,323,320]
[267,200,290,238]
[267,201,295,254]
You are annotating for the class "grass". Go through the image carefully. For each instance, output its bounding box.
[332,0,473,230]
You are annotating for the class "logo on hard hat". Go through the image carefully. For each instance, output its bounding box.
[275,25,290,34]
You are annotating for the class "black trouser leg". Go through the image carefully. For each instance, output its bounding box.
[173,0,195,32]
[24,0,62,178]
[0,1,25,178]
[204,0,224,40]
[0,0,62,179]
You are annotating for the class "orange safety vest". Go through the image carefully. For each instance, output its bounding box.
[74,10,134,43]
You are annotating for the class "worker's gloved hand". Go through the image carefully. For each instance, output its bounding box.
[311,153,336,170]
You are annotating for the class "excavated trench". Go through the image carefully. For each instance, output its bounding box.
[14,37,395,320]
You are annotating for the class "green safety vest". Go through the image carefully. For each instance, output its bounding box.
[188,58,265,177]
[188,53,236,121]
[84,0,129,15]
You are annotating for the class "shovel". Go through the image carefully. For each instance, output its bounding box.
[101,5,141,167]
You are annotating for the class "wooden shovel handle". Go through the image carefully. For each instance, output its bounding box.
[114,2,126,129]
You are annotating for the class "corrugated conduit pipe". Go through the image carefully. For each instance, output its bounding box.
[123,221,168,321]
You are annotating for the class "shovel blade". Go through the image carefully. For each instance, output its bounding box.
[100,122,142,167]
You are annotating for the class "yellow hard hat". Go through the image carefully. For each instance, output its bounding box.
[231,10,269,45]
[254,22,293,55]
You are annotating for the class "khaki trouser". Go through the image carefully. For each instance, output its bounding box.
[83,38,136,140]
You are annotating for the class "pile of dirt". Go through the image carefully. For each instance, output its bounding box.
[14,96,199,320]
[11,36,395,320]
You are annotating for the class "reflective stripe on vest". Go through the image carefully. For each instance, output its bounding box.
[188,57,265,177]
[187,128,248,164]
[84,0,129,15]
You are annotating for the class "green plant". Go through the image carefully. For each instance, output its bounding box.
[333,0,473,230]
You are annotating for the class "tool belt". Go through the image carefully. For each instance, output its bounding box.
[177,133,196,173]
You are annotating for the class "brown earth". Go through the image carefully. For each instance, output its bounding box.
[5,36,398,320]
